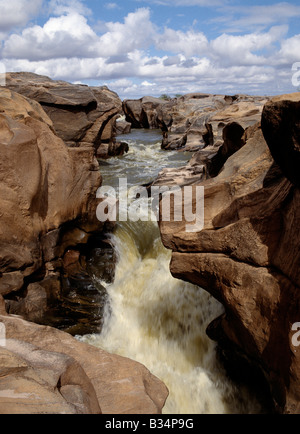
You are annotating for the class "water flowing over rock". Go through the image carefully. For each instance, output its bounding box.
[5,72,123,158]
[158,94,300,414]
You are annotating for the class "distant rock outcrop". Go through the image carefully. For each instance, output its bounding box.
[122,96,169,129]
[123,93,268,156]
[158,94,300,414]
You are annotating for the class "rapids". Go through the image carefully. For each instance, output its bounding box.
[78,129,262,414]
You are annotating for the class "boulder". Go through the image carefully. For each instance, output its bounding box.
[0,314,168,414]
[0,339,101,414]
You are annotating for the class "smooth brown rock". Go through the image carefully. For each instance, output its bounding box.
[0,338,101,414]
[0,88,101,307]
[0,315,169,414]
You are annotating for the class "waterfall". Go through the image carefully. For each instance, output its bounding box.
[78,130,262,414]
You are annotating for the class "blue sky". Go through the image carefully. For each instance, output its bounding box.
[0,0,300,98]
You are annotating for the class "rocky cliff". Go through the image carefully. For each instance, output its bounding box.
[158,93,300,413]
[0,82,168,414]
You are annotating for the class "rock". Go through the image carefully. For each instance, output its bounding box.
[261,93,300,187]
[0,314,169,414]
[0,339,101,414]
[0,88,104,325]
[158,110,300,414]
[123,93,267,156]
[5,72,122,157]
[115,117,132,135]
[6,283,48,323]
[123,96,169,129]
[97,141,129,159]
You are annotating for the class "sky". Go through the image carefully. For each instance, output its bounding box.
[0,0,300,99]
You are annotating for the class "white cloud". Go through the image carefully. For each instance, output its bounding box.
[0,0,43,32]
[3,7,156,60]
[96,8,156,57]
[155,28,208,57]
[141,80,156,86]
[210,32,273,66]
[278,34,300,64]
[3,12,98,60]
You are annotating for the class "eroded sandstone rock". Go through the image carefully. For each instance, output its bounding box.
[158,94,300,413]
[0,314,169,414]
[123,93,268,155]
[5,72,123,157]
[0,88,104,327]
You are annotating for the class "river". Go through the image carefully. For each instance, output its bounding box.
[78,129,262,414]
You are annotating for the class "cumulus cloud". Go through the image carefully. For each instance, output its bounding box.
[278,34,300,64]
[0,0,43,32]
[210,32,272,66]
[3,12,98,60]
[96,8,156,57]
[2,7,156,60]
[155,28,208,57]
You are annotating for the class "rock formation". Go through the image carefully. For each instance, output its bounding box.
[0,83,168,414]
[158,93,300,414]
[0,87,105,328]
[5,72,125,158]
[123,93,268,154]
[122,96,169,129]
[0,312,168,414]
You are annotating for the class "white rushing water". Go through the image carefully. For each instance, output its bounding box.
[79,130,262,414]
